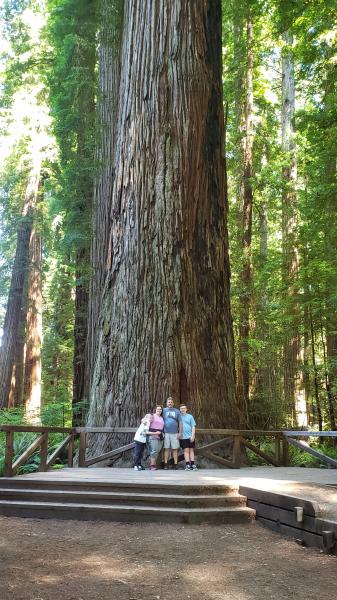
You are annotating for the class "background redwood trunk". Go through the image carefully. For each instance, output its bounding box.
[24,226,42,422]
[86,0,124,393]
[0,158,41,409]
[281,30,304,427]
[88,0,237,454]
[237,12,254,422]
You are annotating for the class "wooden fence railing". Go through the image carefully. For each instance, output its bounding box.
[1,425,337,476]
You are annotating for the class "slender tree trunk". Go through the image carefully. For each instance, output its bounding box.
[281,30,305,426]
[88,0,237,455]
[237,11,254,421]
[24,224,43,423]
[309,306,322,431]
[320,314,336,430]
[87,0,124,393]
[71,0,96,423]
[0,158,41,409]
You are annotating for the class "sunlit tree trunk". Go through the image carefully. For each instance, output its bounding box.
[24,224,42,423]
[88,0,237,455]
[237,11,254,421]
[281,31,305,427]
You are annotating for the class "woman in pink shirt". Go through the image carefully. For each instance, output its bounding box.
[147,406,164,470]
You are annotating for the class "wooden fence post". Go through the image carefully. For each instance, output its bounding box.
[4,430,14,477]
[232,435,241,468]
[282,435,289,466]
[39,432,48,472]
[275,434,281,465]
[67,434,74,467]
[79,432,87,467]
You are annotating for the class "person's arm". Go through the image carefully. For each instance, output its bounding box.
[178,412,182,437]
[190,416,196,442]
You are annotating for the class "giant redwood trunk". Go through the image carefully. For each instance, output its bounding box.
[281,31,305,427]
[87,0,124,393]
[88,0,237,452]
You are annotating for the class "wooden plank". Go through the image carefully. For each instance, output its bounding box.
[46,435,74,469]
[76,427,281,436]
[286,437,337,468]
[12,435,45,473]
[78,432,87,467]
[39,432,48,472]
[284,431,337,438]
[196,448,236,469]
[258,517,323,551]
[85,443,135,467]
[239,486,319,517]
[0,425,74,434]
[197,437,233,452]
[248,499,317,531]
[4,430,14,477]
[240,438,280,467]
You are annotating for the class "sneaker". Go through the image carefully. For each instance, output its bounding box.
[185,464,191,470]
[163,464,169,470]
[139,465,145,470]
[191,464,198,470]
[172,464,178,470]
[133,465,140,471]
[150,465,157,471]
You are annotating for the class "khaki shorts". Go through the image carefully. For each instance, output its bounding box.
[164,432,180,450]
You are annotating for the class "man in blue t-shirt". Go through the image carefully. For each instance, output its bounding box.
[162,397,182,469]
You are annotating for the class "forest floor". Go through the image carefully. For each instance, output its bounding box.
[0,516,336,600]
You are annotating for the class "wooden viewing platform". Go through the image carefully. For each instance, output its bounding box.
[1,425,337,553]
[0,466,337,554]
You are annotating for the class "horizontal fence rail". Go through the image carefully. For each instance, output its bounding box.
[1,425,336,476]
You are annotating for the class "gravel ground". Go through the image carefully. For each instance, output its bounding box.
[0,516,336,600]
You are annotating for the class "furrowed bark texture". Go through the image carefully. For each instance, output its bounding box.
[88,0,237,452]
[281,31,304,427]
[87,0,124,392]
[0,158,41,410]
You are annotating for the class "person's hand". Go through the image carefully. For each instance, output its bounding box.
[190,436,195,443]
[176,433,181,439]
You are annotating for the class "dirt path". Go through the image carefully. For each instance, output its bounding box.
[0,516,336,600]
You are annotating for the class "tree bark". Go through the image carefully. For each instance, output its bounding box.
[87,0,124,394]
[88,0,237,454]
[237,11,254,422]
[281,30,305,427]
[0,157,41,409]
[24,224,43,423]
[71,0,96,422]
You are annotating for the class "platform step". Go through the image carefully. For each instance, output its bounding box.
[0,487,247,508]
[0,499,255,524]
[0,477,239,496]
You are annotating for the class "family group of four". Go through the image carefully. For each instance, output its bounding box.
[133,397,197,471]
